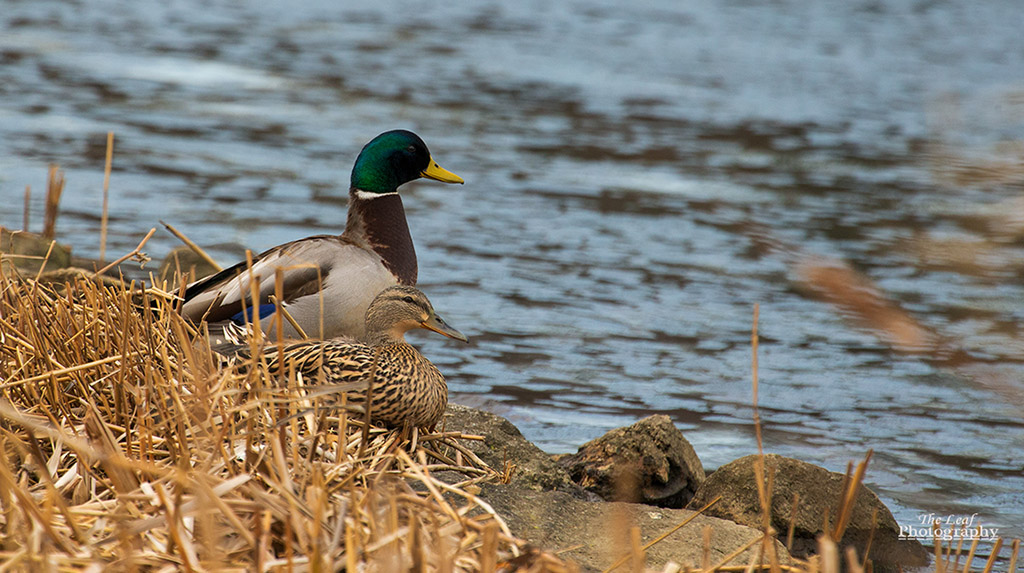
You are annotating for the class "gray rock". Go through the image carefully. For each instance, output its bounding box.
[478,482,791,573]
[441,403,581,494]
[558,415,705,508]
[687,453,929,571]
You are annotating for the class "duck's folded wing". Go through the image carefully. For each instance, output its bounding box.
[180,235,347,324]
[257,339,377,385]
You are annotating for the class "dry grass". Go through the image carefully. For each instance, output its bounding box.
[0,270,573,572]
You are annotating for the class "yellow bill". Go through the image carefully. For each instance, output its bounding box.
[421,157,464,184]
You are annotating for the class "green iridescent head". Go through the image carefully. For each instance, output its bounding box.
[350,130,463,194]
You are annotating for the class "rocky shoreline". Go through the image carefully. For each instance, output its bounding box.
[441,403,929,572]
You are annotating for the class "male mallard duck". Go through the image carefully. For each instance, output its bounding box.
[180,130,464,340]
[244,285,467,429]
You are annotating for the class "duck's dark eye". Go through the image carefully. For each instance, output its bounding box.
[406,145,417,154]
[402,296,417,304]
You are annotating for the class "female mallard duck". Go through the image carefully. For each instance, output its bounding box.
[180,130,464,340]
[248,285,467,429]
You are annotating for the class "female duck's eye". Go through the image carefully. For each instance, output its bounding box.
[402,296,416,304]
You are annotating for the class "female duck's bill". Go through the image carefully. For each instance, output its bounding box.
[419,312,468,342]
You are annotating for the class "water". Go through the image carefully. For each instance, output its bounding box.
[2,0,1023,549]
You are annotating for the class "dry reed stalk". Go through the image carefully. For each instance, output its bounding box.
[22,186,30,232]
[160,220,223,273]
[750,304,786,573]
[963,536,981,573]
[937,524,967,571]
[42,166,64,240]
[702,524,713,571]
[1008,539,1020,573]
[817,536,840,573]
[981,537,1004,573]
[32,235,57,283]
[480,520,499,573]
[0,271,570,571]
[630,526,645,573]
[749,305,769,528]
[708,532,780,573]
[99,132,114,263]
[843,547,864,573]
[92,227,156,277]
[829,450,872,541]
[859,508,877,571]
[786,493,800,550]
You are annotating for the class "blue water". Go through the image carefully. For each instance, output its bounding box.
[1,0,1022,553]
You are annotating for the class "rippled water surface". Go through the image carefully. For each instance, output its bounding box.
[2,0,1023,546]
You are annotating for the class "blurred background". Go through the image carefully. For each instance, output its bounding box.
[1,0,1022,543]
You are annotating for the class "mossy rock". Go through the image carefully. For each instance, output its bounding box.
[1,227,72,276]
[157,245,219,287]
[687,453,929,571]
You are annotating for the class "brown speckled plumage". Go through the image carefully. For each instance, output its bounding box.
[254,286,467,428]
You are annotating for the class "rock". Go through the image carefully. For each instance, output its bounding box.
[687,453,929,571]
[441,404,581,494]
[558,415,705,508]
[442,407,789,571]
[35,267,131,290]
[477,482,791,573]
[1,227,72,276]
[158,246,219,286]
